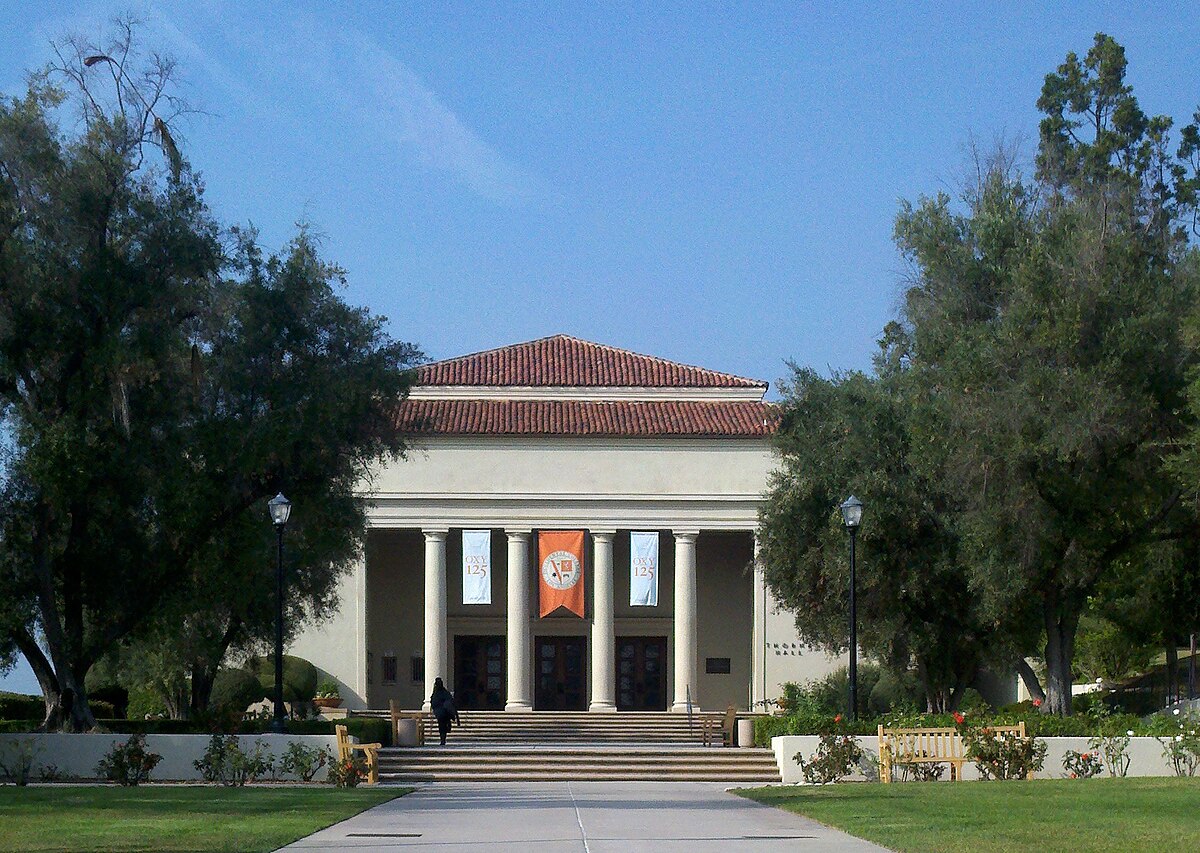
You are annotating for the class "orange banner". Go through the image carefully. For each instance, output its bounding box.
[538,530,586,618]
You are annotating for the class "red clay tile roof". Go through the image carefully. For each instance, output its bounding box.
[397,399,777,437]
[416,335,767,389]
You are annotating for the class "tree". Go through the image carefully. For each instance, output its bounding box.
[0,27,421,730]
[758,368,999,712]
[890,34,1199,714]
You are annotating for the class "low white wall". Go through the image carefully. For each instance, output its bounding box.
[773,735,1183,784]
[0,733,341,782]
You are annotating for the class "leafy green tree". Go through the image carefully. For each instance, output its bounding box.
[758,368,999,712]
[0,28,420,730]
[891,34,1199,715]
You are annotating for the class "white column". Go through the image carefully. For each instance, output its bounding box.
[422,529,448,712]
[505,530,533,711]
[353,549,368,705]
[752,532,767,708]
[589,530,617,712]
[672,530,699,712]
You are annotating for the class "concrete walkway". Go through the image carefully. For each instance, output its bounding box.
[276,781,889,852]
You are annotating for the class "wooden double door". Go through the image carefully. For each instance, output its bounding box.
[532,635,668,711]
[534,635,587,711]
[617,636,667,711]
[454,635,505,710]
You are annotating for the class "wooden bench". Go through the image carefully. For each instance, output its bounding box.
[701,705,737,747]
[335,724,380,784]
[878,722,1028,783]
[389,699,427,746]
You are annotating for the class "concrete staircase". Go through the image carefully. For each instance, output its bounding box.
[355,709,717,745]
[375,744,781,782]
[353,710,781,782]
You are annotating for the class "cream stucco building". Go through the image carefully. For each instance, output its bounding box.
[291,335,842,712]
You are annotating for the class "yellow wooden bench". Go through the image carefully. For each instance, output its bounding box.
[701,705,737,747]
[335,723,380,784]
[390,699,427,746]
[878,722,1028,783]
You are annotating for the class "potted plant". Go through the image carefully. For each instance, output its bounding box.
[313,681,342,709]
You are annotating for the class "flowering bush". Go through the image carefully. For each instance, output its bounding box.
[315,681,341,700]
[960,725,1046,780]
[1062,749,1103,779]
[892,752,945,782]
[0,738,41,786]
[280,742,332,782]
[193,735,274,786]
[327,754,368,788]
[1156,713,1200,777]
[96,733,162,786]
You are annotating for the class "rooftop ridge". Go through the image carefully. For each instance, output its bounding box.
[416,334,768,389]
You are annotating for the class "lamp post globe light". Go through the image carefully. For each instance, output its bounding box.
[268,493,292,734]
[840,495,863,721]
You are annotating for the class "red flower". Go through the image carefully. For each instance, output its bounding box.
[1032,698,1042,708]
[952,712,965,724]
[834,714,843,723]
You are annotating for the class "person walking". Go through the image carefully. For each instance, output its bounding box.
[429,677,459,746]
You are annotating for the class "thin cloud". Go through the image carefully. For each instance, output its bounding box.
[337,29,530,202]
[45,2,534,204]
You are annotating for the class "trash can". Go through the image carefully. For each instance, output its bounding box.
[737,718,755,748]
[396,718,419,747]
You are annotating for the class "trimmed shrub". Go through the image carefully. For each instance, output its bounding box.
[249,655,318,703]
[84,668,129,719]
[210,667,265,714]
[88,700,116,719]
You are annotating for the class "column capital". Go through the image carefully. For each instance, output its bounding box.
[505,529,532,541]
[672,529,700,541]
[590,529,617,540]
[422,528,450,541]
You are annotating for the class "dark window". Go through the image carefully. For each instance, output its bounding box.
[411,656,424,684]
[381,654,397,685]
[705,657,731,674]
[366,651,373,686]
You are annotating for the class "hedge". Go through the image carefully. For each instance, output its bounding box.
[0,692,42,720]
[0,716,392,746]
[1,692,114,723]
[753,709,1164,746]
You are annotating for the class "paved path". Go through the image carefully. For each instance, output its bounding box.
[276,781,888,852]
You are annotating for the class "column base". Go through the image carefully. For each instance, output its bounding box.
[505,701,532,712]
[588,701,617,712]
[670,701,693,713]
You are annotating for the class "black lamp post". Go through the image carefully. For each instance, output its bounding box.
[267,493,292,734]
[840,495,863,721]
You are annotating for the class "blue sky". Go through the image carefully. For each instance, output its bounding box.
[1,2,1197,693]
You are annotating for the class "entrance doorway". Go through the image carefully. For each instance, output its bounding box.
[616,636,667,711]
[454,635,505,710]
[534,635,587,710]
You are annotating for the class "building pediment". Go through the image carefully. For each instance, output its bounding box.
[415,334,767,394]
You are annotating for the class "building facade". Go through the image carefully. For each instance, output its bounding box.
[291,335,842,711]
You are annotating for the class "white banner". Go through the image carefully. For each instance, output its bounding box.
[630,531,659,606]
[462,529,491,605]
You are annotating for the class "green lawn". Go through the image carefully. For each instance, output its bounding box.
[0,786,409,853]
[737,777,1200,852]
